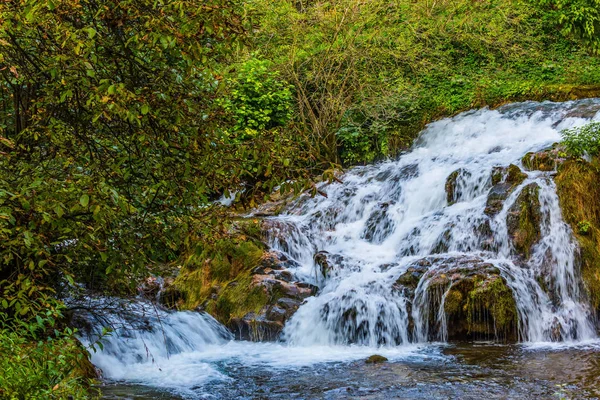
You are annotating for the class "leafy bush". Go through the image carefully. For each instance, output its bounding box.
[223,58,294,139]
[536,0,600,52]
[561,122,600,157]
[0,308,96,399]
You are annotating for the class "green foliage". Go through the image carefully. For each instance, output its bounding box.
[0,0,315,326]
[249,0,600,164]
[0,307,96,399]
[223,58,294,139]
[578,220,592,234]
[536,0,600,52]
[561,122,600,157]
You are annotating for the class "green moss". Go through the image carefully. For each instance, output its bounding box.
[444,289,464,315]
[508,184,542,258]
[555,159,600,311]
[365,355,388,364]
[507,164,527,184]
[173,231,270,324]
[467,276,518,340]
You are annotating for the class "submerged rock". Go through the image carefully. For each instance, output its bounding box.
[314,250,346,278]
[361,202,395,243]
[365,354,388,364]
[445,168,472,205]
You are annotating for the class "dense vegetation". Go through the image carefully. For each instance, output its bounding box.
[1,0,599,397]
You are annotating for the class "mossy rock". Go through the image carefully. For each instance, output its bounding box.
[522,144,566,172]
[365,354,388,364]
[555,159,600,314]
[506,183,542,258]
[485,164,527,216]
[421,259,518,341]
[445,168,471,205]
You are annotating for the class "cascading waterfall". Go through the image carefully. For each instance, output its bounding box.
[270,99,600,345]
[83,100,600,396]
[79,298,233,387]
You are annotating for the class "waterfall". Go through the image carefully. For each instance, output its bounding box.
[78,298,233,387]
[84,100,600,395]
[269,99,600,345]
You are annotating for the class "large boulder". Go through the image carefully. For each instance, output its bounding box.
[506,183,542,258]
[395,256,518,341]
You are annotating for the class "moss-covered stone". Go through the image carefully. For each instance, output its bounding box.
[485,164,527,216]
[397,256,518,341]
[506,183,542,258]
[365,354,388,364]
[555,159,600,315]
[522,144,566,172]
[425,265,516,340]
[466,276,518,339]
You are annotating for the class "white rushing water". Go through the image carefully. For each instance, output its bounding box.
[269,99,600,345]
[86,99,600,395]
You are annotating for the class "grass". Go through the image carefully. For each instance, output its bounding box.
[246,0,600,164]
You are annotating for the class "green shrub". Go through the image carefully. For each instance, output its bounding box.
[561,122,600,157]
[536,0,600,53]
[0,310,96,399]
[223,57,294,139]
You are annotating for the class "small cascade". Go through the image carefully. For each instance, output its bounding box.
[267,99,600,345]
[77,298,232,385]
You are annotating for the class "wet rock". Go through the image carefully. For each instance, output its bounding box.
[485,164,527,216]
[277,297,303,318]
[445,168,471,205]
[159,286,185,309]
[395,263,429,290]
[563,103,600,119]
[365,355,388,364]
[138,276,184,309]
[395,256,517,342]
[506,183,542,258]
[228,312,283,341]
[522,144,566,172]
[476,220,496,252]
[314,251,345,278]
[361,202,395,244]
[266,306,287,323]
[138,276,162,300]
[431,229,452,254]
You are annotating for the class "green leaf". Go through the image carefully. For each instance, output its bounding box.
[80,194,90,207]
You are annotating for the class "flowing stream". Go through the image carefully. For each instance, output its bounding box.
[84,99,600,399]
